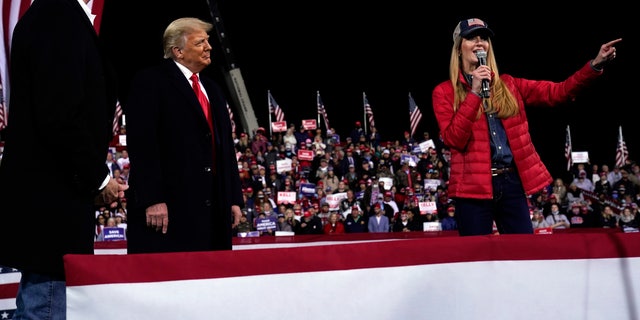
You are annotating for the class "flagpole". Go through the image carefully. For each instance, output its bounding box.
[317,91,321,130]
[267,90,272,137]
[363,92,368,136]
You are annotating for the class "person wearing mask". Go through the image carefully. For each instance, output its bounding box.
[0,0,128,318]
[124,17,243,253]
[432,17,621,236]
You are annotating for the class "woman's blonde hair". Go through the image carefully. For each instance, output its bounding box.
[449,37,519,119]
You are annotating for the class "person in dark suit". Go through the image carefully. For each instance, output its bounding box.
[124,17,243,253]
[0,0,126,318]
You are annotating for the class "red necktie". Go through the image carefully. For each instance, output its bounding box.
[190,73,216,169]
[190,73,212,130]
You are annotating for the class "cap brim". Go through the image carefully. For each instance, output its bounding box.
[460,27,494,39]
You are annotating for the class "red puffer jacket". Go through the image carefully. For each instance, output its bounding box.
[432,61,602,200]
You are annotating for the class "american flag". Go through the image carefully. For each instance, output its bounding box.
[268,90,285,122]
[408,92,422,138]
[317,91,330,130]
[112,100,123,136]
[363,92,375,128]
[615,125,628,168]
[227,102,235,134]
[0,266,19,319]
[565,125,573,171]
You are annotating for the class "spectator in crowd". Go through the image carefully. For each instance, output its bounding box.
[613,167,637,198]
[567,203,597,228]
[106,151,121,177]
[545,203,570,230]
[115,149,130,171]
[551,178,568,208]
[233,213,253,234]
[441,206,458,231]
[393,209,419,232]
[431,17,620,236]
[95,214,107,241]
[276,213,294,232]
[295,210,324,234]
[572,170,594,192]
[596,205,618,228]
[283,207,300,230]
[236,132,251,153]
[368,203,390,232]
[566,182,585,206]
[124,17,243,253]
[594,172,614,197]
[618,206,639,229]
[344,205,368,233]
[0,0,128,318]
[282,126,297,153]
[607,165,623,186]
[382,190,400,218]
[531,208,550,229]
[323,212,346,234]
[340,190,362,220]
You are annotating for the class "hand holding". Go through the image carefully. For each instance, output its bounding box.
[95,177,128,206]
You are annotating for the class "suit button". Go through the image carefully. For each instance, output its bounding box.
[204,200,211,207]
[205,167,212,172]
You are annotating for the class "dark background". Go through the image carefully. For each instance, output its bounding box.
[100,1,632,181]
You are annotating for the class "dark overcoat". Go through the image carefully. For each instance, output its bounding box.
[125,59,243,253]
[0,0,117,277]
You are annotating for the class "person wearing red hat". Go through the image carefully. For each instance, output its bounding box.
[567,203,596,228]
[368,203,390,232]
[295,210,323,234]
[432,17,621,236]
[350,121,365,144]
[393,209,420,232]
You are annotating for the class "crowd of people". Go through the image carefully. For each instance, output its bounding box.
[97,120,639,240]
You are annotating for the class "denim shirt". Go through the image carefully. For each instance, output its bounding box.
[465,73,513,168]
[484,102,513,168]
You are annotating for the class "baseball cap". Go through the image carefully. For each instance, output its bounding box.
[452,18,494,43]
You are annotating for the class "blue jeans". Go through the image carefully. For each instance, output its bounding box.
[13,272,66,320]
[454,171,534,236]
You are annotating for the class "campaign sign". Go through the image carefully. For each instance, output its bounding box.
[271,121,287,132]
[302,119,317,130]
[297,149,314,161]
[255,216,277,232]
[424,179,441,192]
[102,227,125,241]
[299,183,317,197]
[326,192,348,211]
[419,139,435,153]
[418,201,437,215]
[277,191,297,204]
[571,151,589,164]
[276,158,292,174]
[423,222,442,232]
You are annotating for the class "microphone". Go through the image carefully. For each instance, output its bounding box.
[475,50,490,98]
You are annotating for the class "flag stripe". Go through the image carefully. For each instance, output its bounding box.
[364,93,375,128]
[112,100,122,136]
[317,92,330,130]
[227,102,235,134]
[615,126,628,168]
[268,91,284,122]
[408,93,422,137]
